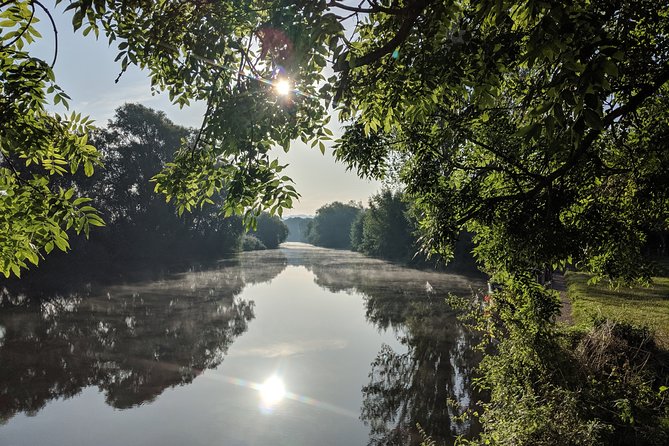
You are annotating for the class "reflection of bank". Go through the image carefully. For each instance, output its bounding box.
[360,306,483,446]
[0,244,484,444]
[0,250,288,423]
[282,243,485,445]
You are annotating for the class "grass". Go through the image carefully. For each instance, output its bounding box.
[565,271,669,348]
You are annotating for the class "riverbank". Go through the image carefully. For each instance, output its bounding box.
[565,271,669,348]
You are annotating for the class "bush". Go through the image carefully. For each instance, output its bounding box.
[250,213,288,249]
[469,318,669,446]
[240,235,266,251]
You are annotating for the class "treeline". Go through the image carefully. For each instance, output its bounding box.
[284,217,311,243]
[17,104,287,277]
[243,213,289,250]
[306,191,477,272]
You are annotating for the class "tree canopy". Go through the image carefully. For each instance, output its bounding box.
[333,0,669,287]
[1,0,103,277]
[10,103,251,279]
[250,212,289,249]
[3,0,667,280]
[2,2,669,442]
[307,201,361,249]
[351,189,419,262]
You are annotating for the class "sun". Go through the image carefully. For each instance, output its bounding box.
[259,375,286,407]
[274,78,292,96]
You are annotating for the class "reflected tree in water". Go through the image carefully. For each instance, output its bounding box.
[361,297,482,446]
[284,244,484,445]
[0,250,287,423]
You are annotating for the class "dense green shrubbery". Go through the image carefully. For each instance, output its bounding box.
[351,190,421,262]
[350,190,479,272]
[240,235,266,251]
[452,280,669,446]
[472,322,668,446]
[249,213,288,249]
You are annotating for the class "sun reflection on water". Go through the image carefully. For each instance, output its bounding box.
[205,373,359,418]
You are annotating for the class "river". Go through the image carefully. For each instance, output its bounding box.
[0,243,485,446]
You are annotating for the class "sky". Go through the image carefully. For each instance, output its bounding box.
[30,4,380,216]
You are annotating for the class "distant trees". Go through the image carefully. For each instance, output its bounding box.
[250,213,289,249]
[351,190,418,262]
[19,103,249,272]
[307,202,362,249]
[315,191,478,271]
[284,217,311,243]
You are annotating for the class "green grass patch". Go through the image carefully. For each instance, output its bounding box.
[566,271,669,348]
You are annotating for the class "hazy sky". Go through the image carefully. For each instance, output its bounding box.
[31,5,380,216]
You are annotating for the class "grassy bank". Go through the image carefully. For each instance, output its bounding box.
[565,271,669,347]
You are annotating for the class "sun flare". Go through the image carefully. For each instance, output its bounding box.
[259,375,286,407]
[274,78,292,96]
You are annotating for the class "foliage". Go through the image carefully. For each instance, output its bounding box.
[451,279,669,446]
[324,2,669,441]
[59,0,344,224]
[240,234,266,251]
[4,0,669,443]
[470,318,669,446]
[9,0,664,280]
[35,103,245,268]
[306,201,361,249]
[1,0,103,277]
[352,189,419,262]
[331,0,669,287]
[249,212,288,249]
[283,216,311,243]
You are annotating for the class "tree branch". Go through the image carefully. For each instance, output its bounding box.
[454,62,669,226]
[0,1,35,51]
[32,1,58,67]
[333,0,431,72]
[328,0,404,15]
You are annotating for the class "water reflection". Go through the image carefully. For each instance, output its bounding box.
[281,243,484,445]
[0,251,287,424]
[361,304,481,445]
[0,244,483,445]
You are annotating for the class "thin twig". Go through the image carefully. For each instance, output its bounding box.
[33,0,58,67]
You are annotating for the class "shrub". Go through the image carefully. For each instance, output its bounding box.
[240,235,266,251]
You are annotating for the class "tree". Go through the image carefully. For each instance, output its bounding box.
[353,189,418,261]
[1,0,341,276]
[34,0,662,285]
[41,103,245,267]
[250,212,288,249]
[307,201,361,249]
[3,1,667,280]
[332,1,668,284]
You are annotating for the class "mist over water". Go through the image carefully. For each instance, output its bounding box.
[0,243,485,446]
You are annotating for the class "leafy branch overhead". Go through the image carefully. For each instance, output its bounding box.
[2,0,669,288]
[1,0,103,278]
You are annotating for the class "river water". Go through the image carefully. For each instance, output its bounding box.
[0,243,485,446]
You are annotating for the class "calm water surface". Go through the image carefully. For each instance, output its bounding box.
[0,243,484,446]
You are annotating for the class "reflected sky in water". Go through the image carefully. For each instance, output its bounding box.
[0,243,485,446]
